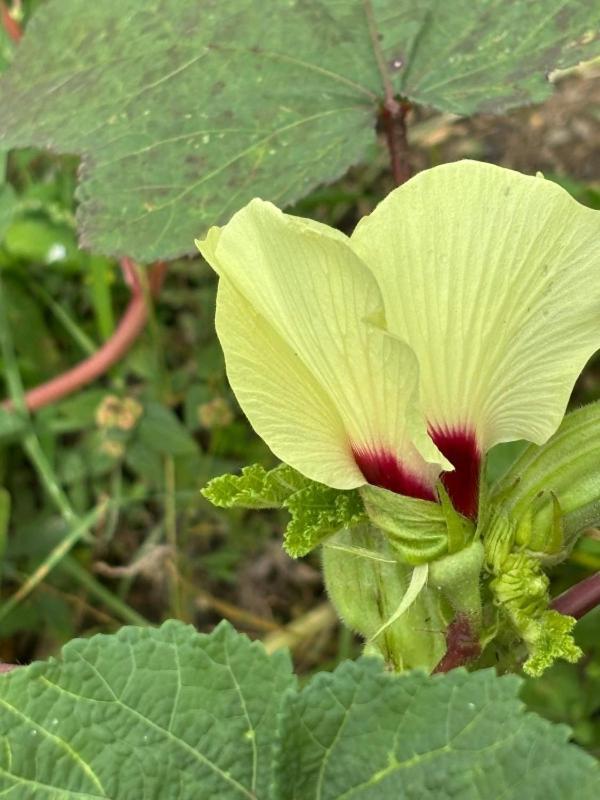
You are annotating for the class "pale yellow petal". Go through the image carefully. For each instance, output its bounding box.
[198,200,448,492]
[215,278,361,488]
[351,160,600,451]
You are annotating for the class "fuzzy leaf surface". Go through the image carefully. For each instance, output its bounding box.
[0,626,598,798]
[0,620,295,799]
[0,1,597,260]
[275,660,600,799]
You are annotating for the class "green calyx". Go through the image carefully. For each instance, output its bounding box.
[322,525,447,672]
[360,481,475,565]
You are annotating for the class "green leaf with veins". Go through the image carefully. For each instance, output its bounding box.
[0,0,597,261]
[387,0,600,115]
[0,620,295,800]
[275,660,600,799]
[0,624,598,798]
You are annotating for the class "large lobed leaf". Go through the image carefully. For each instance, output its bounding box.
[0,621,295,799]
[0,0,597,261]
[0,622,598,798]
[276,659,600,799]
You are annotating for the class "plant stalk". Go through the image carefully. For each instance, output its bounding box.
[551,571,600,620]
[1,259,167,412]
[362,0,412,185]
[0,0,22,42]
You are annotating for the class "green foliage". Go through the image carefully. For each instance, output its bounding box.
[0,182,15,240]
[277,658,600,799]
[203,463,365,556]
[0,621,295,799]
[361,483,450,564]
[0,144,275,635]
[0,622,597,799]
[202,463,307,509]
[284,482,366,557]
[490,402,600,560]
[384,0,600,114]
[0,0,597,261]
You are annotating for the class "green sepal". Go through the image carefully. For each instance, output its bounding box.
[360,484,448,564]
[283,483,366,558]
[437,481,476,553]
[360,482,475,565]
[322,525,447,672]
[202,463,365,557]
[490,402,600,562]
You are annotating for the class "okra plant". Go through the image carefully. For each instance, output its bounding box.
[0,1,599,797]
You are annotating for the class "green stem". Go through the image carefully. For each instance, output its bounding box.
[29,281,97,356]
[60,556,149,627]
[88,257,115,341]
[164,454,182,619]
[0,504,104,623]
[22,433,76,523]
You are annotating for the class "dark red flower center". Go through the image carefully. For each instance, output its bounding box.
[352,446,436,503]
[429,427,480,520]
[352,427,480,520]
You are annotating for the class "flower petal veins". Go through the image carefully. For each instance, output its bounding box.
[198,160,599,520]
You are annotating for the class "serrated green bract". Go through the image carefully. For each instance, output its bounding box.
[0,1,598,260]
[202,463,308,509]
[1,623,598,799]
[523,610,582,678]
[202,463,365,555]
[0,620,295,800]
[274,660,600,799]
[283,482,366,557]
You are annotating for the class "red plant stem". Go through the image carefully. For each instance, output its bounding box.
[362,0,412,186]
[380,101,412,186]
[432,614,481,674]
[2,260,167,413]
[0,1,22,42]
[551,571,600,620]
